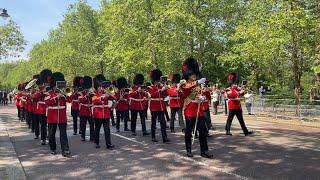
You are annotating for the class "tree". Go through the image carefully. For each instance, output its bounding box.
[0,20,26,60]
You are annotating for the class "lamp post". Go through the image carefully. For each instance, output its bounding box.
[0,8,10,19]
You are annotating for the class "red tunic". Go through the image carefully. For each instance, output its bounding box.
[147,85,167,112]
[129,85,147,111]
[33,91,46,115]
[226,88,241,110]
[115,90,129,111]
[182,82,205,118]
[15,93,21,107]
[92,92,115,119]
[70,92,81,111]
[202,90,211,110]
[45,91,70,124]
[166,85,184,108]
[79,90,92,117]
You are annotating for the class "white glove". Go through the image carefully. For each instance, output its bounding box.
[198,95,206,103]
[197,78,206,85]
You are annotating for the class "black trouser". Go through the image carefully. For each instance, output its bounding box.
[48,123,69,152]
[38,114,47,141]
[225,109,249,135]
[34,114,40,137]
[144,109,148,120]
[151,111,168,141]
[130,109,147,133]
[185,117,208,153]
[204,109,212,132]
[25,110,30,127]
[17,106,21,120]
[170,107,185,131]
[212,101,219,115]
[224,99,228,115]
[71,110,79,134]
[164,108,170,122]
[116,110,129,130]
[94,119,111,146]
[21,107,25,121]
[80,116,95,140]
[30,112,35,132]
[110,109,115,125]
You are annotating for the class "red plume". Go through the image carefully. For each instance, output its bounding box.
[182,64,187,72]
[228,74,234,81]
[80,79,84,85]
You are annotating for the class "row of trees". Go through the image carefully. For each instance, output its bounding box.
[1,0,320,102]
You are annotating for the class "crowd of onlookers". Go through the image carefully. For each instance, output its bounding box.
[0,90,14,105]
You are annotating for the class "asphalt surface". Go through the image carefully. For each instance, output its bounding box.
[0,104,319,180]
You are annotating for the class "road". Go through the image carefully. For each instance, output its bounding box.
[0,104,319,180]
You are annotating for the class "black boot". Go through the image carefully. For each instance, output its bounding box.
[62,150,71,157]
[107,144,114,149]
[186,150,193,157]
[201,151,213,159]
[245,131,254,136]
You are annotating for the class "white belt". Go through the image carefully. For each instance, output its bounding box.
[47,106,66,110]
[150,98,163,101]
[228,98,240,101]
[92,105,109,108]
[80,103,92,108]
[129,98,144,102]
[169,97,180,100]
[37,101,46,109]
[72,100,79,103]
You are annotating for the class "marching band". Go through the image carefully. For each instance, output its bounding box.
[13,57,253,158]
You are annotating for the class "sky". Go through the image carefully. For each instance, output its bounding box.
[1,0,101,61]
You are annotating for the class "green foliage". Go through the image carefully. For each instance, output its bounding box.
[0,19,26,59]
[0,0,319,104]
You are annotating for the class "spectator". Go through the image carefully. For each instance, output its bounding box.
[259,86,265,111]
[244,90,253,115]
[211,86,219,115]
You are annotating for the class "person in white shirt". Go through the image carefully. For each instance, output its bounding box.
[244,91,253,115]
[211,86,219,115]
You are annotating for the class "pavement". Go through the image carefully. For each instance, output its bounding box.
[0,104,319,180]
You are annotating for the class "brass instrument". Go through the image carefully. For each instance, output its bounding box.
[25,79,39,91]
[56,81,73,97]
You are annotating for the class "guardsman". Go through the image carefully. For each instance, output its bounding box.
[15,83,23,121]
[129,74,149,136]
[29,74,41,139]
[45,72,71,157]
[71,76,82,135]
[180,57,213,158]
[92,74,115,149]
[203,81,213,136]
[79,76,95,141]
[147,69,170,143]
[167,73,185,133]
[35,69,52,145]
[225,73,254,136]
[115,77,130,132]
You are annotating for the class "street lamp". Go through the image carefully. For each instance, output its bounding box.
[0,8,10,19]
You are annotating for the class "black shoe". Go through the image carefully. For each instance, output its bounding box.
[73,133,77,135]
[107,144,114,149]
[90,138,94,142]
[143,132,150,136]
[34,136,39,139]
[182,128,185,133]
[226,132,232,136]
[206,133,212,137]
[62,151,71,157]
[124,128,130,131]
[163,139,170,143]
[186,151,193,157]
[245,131,254,136]
[51,151,57,155]
[117,129,120,133]
[171,130,175,133]
[152,138,158,142]
[112,123,115,127]
[132,133,137,136]
[201,152,213,159]
[81,138,86,141]
[95,145,101,149]
[41,140,46,145]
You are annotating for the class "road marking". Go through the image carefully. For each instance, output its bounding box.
[111,131,251,180]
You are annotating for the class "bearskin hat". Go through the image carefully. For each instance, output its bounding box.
[145,82,151,86]
[182,57,202,80]
[150,69,162,84]
[39,69,52,85]
[171,73,181,84]
[133,74,144,85]
[116,77,128,89]
[93,74,106,89]
[82,76,92,89]
[50,72,65,88]
[228,73,239,84]
[73,76,82,88]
